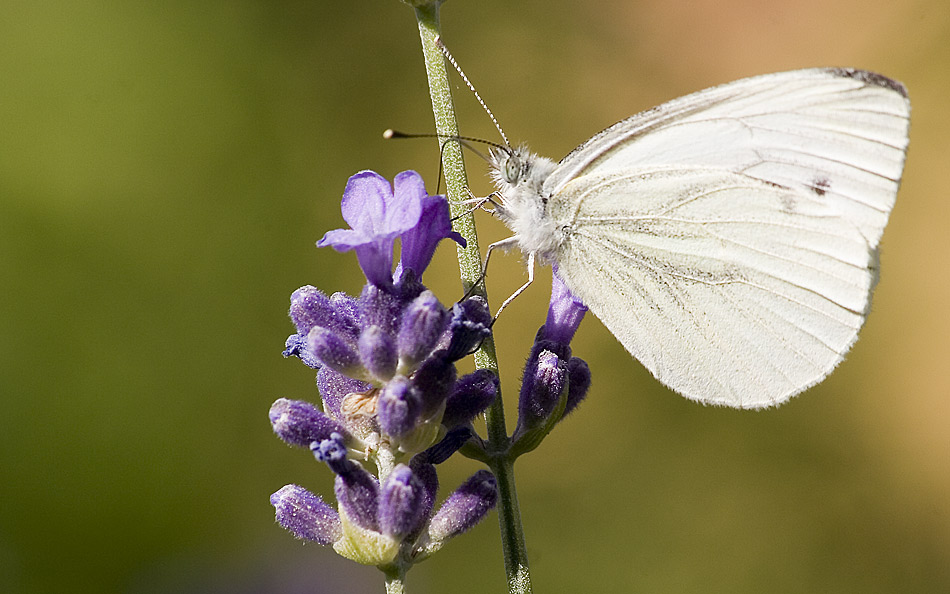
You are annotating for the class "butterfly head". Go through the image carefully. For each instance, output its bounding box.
[488,145,561,256]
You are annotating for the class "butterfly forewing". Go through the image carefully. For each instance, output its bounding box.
[546,69,910,248]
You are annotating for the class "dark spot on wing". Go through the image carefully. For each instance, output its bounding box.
[830,68,908,98]
[779,193,798,213]
[809,177,831,196]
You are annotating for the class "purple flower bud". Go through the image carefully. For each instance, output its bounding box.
[446,297,492,361]
[397,291,448,368]
[378,464,427,538]
[282,333,320,369]
[419,426,474,465]
[442,369,498,429]
[410,460,439,525]
[289,285,359,340]
[411,351,457,416]
[399,191,465,279]
[377,376,422,438]
[428,470,497,542]
[518,350,568,430]
[335,467,380,532]
[358,283,402,336]
[542,269,587,346]
[564,357,591,418]
[313,434,380,531]
[271,484,342,545]
[358,326,397,382]
[269,398,351,448]
[317,367,371,421]
[308,327,364,378]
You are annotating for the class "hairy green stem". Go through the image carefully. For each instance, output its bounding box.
[413,4,532,593]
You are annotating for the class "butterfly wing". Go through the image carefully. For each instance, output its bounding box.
[547,69,909,248]
[546,69,909,407]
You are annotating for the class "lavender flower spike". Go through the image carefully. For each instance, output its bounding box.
[318,171,424,289]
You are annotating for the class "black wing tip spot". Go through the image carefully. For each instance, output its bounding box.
[829,68,909,99]
[809,176,831,196]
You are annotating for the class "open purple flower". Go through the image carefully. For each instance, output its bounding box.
[318,170,463,289]
[542,267,588,347]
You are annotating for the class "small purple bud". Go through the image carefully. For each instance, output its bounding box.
[397,291,448,368]
[378,464,427,538]
[308,327,364,378]
[289,285,359,340]
[269,398,351,448]
[446,297,492,361]
[428,470,497,542]
[358,283,402,336]
[282,333,321,369]
[411,351,457,416]
[377,376,422,437]
[335,467,380,532]
[317,367,371,421]
[358,326,397,382]
[312,434,380,531]
[518,350,567,430]
[419,426,473,465]
[271,484,342,545]
[563,357,591,418]
[410,460,439,526]
[442,369,499,429]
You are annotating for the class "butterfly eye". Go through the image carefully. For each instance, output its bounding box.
[504,157,522,184]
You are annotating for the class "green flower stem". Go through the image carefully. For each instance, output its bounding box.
[384,564,407,594]
[413,4,532,594]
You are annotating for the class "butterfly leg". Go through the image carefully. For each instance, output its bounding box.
[494,250,535,320]
[459,235,520,303]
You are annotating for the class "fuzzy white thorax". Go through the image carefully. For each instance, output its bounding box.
[488,146,562,258]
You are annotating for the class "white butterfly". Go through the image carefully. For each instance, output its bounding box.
[488,68,910,409]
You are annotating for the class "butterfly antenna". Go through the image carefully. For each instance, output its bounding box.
[435,36,510,147]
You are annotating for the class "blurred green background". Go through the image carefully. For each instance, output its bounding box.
[2,1,949,593]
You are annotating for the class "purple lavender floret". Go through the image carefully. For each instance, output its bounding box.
[317,171,424,289]
[542,268,588,344]
[315,367,370,422]
[358,326,397,382]
[269,398,351,448]
[511,273,592,449]
[518,349,568,429]
[313,434,380,531]
[442,369,498,429]
[377,376,423,438]
[307,327,363,378]
[271,484,342,545]
[428,470,498,542]
[378,464,427,538]
[564,356,591,417]
[397,192,465,280]
[397,291,448,368]
[445,297,492,361]
[410,351,457,416]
